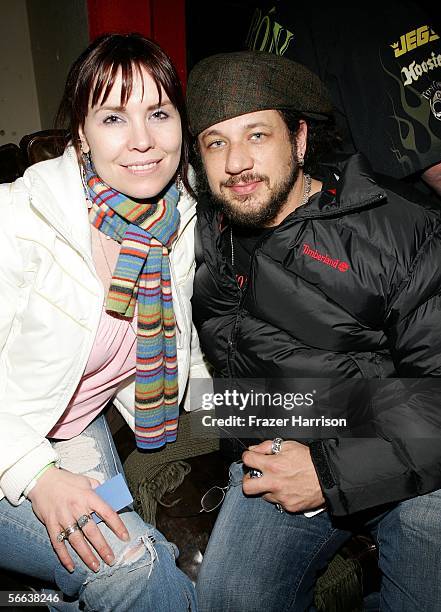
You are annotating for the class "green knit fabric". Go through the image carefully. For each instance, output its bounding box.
[314,553,363,612]
[132,460,192,526]
[123,411,219,526]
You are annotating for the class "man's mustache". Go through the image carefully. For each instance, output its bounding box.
[222,173,269,187]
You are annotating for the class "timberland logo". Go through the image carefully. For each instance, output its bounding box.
[302,243,350,273]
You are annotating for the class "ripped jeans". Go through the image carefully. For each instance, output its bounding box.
[0,415,197,611]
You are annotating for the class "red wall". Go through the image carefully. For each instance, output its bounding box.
[86,0,187,84]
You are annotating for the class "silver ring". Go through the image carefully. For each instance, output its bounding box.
[56,530,66,543]
[77,513,92,529]
[271,438,284,513]
[271,437,283,454]
[64,523,80,538]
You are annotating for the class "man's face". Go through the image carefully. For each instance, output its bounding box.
[197,110,306,227]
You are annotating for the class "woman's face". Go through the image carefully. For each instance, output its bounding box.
[80,66,182,199]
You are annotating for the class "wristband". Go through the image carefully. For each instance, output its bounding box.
[23,461,57,498]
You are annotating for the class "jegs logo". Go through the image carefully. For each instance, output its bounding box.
[391,25,439,58]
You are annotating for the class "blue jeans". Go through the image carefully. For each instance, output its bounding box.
[0,415,197,611]
[196,461,441,612]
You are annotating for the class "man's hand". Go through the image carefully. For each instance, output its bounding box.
[242,440,325,513]
[28,467,130,573]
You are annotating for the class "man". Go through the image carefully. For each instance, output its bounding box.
[186,51,441,611]
[244,1,441,198]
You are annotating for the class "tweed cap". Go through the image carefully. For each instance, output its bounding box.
[186,51,333,136]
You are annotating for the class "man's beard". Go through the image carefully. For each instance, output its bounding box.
[199,149,301,228]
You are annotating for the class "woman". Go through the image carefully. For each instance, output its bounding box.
[0,33,208,610]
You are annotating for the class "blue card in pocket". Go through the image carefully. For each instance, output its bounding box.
[92,473,133,524]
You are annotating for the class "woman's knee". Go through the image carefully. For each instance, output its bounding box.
[79,530,194,611]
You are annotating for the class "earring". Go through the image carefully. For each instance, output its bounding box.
[80,139,91,164]
[298,157,304,167]
[80,163,92,206]
[175,173,184,192]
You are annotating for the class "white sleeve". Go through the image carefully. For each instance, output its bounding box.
[0,183,59,505]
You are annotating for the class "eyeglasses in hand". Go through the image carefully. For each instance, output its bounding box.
[163,422,265,517]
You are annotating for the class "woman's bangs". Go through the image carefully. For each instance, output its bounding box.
[89,59,130,108]
[89,59,167,109]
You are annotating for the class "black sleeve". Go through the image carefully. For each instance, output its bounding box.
[311,221,441,516]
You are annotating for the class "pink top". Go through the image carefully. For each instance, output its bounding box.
[48,225,137,439]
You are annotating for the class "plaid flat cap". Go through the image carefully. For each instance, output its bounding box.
[186,51,333,136]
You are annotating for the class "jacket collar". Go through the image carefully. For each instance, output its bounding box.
[285,153,387,222]
[23,147,91,257]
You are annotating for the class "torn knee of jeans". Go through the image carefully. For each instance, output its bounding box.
[82,533,158,589]
[80,534,160,608]
[114,533,157,577]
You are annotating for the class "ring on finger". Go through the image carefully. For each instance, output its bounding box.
[56,530,67,543]
[64,523,80,538]
[271,438,284,513]
[77,513,92,529]
[271,437,283,454]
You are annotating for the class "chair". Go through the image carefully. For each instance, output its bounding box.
[0,143,27,183]
[0,130,68,185]
[19,129,67,166]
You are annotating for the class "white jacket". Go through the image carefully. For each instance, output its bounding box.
[0,147,209,505]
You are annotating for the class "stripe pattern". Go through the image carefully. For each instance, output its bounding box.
[86,166,180,449]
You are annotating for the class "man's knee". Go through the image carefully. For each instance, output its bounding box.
[382,490,441,548]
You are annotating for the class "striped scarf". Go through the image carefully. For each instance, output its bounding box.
[86,166,181,450]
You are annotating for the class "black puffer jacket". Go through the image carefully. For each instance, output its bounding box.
[193,153,441,516]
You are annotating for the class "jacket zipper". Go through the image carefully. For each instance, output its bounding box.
[226,231,270,377]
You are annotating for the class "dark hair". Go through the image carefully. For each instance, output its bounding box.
[56,33,193,196]
[277,109,342,176]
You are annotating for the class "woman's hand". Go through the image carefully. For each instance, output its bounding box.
[27,467,130,573]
